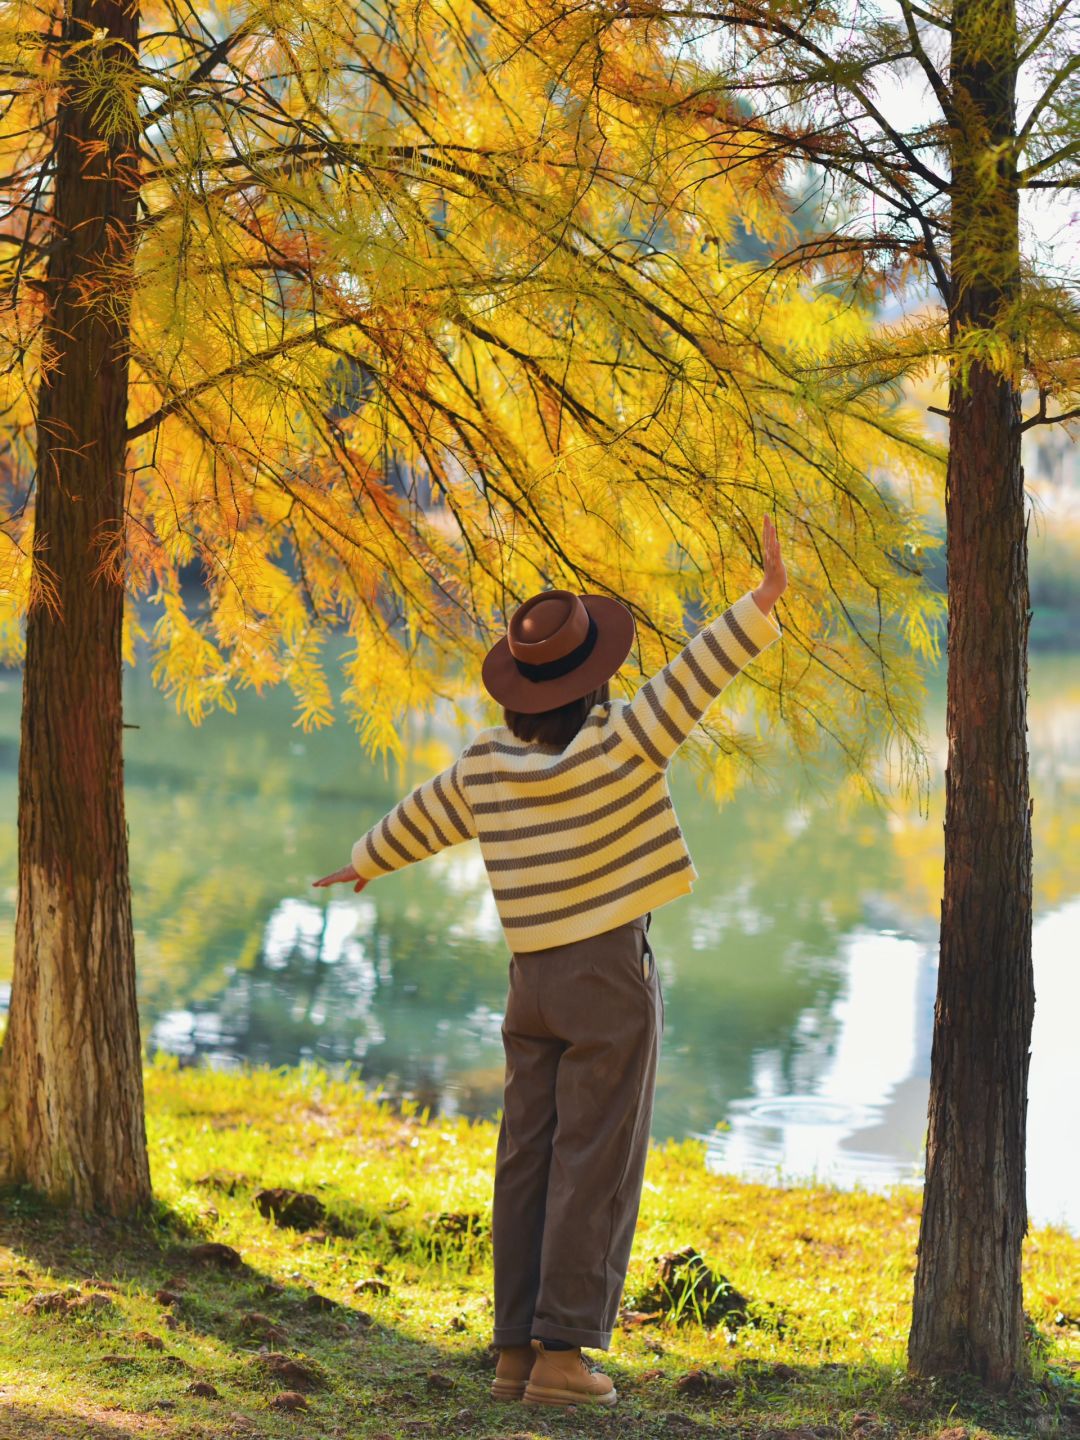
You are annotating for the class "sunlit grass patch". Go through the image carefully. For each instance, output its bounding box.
[0,1053,1075,1440]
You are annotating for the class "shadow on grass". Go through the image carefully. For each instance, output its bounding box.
[653,1352,1078,1440]
[0,1405,164,1440]
[0,1186,495,1438]
[0,1188,1075,1440]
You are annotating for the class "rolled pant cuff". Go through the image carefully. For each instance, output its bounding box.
[531,1320,613,1350]
[492,1325,534,1347]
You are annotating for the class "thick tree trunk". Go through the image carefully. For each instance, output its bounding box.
[908,0,1033,1390]
[0,0,149,1213]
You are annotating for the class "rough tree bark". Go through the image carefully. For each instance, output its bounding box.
[908,0,1035,1388]
[0,0,150,1213]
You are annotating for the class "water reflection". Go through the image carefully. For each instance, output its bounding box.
[0,645,1077,1230]
[705,927,933,1188]
[151,897,383,1069]
[704,900,1079,1233]
[1026,901,1080,1231]
[705,929,931,1187]
[144,890,511,1115]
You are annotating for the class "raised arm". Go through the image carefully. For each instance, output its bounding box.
[350,749,476,882]
[614,516,786,770]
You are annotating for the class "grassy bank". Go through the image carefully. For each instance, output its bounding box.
[0,1057,1076,1440]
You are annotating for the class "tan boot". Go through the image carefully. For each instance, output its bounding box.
[490,1343,535,1401]
[523,1339,617,1408]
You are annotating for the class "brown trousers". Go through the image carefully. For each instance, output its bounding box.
[492,913,663,1351]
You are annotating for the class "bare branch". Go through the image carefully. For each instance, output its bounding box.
[1017,0,1074,65]
[903,1,951,28]
[897,0,952,115]
[1016,53,1080,148]
[1018,139,1080,185]
[140,22,254,132]
[1020,391,1080,430]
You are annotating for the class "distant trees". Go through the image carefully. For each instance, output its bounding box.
[0,1,937,1212]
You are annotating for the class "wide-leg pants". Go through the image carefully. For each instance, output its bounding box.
[491,913,663,1351]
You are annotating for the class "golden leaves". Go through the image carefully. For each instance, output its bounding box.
[150,592,237,725]
[0,0,950,795]
[65,40,143,143]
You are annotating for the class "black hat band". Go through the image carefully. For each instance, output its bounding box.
[513,614,598,683]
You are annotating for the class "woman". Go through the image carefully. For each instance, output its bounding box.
[314,514,787,1409]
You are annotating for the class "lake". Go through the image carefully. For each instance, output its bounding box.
[1,639,1077,1232]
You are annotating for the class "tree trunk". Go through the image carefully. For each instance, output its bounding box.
[908,0,1033,1390]
[0,0,149,1213]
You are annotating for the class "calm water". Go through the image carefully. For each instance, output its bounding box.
[1,640,1077,1231]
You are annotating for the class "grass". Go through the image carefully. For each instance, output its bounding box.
[0,1054,1076,1440]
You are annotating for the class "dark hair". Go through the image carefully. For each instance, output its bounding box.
[503,681,611,749]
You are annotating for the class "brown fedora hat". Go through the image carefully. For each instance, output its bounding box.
[482,589,636,714]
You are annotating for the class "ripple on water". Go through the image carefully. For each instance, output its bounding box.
[698,1092,926,1193]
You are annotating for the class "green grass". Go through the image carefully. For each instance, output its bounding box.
[0,1053,1076,1439]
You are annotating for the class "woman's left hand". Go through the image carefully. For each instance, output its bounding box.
[752,514,787,615]
[312,865,369,893]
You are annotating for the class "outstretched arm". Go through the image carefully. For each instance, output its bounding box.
[313,749,476,892]
[615,515,787,770]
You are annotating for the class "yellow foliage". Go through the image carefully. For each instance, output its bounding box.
[150,592,237,724]
[0,0,948,801]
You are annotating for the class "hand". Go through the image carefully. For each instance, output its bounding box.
[752,514,787,615]
[312,865,369,894]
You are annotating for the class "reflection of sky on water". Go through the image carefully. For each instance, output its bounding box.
[431,846,503,943]
[263,896,375,968]
[1027,902,1080,1232]
[146,880,512,1116]
[704,899,1079,1232]
[151,897,384,1068]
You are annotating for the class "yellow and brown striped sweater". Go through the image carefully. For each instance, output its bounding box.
[351,589,781,951]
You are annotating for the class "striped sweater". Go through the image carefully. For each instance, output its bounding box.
[351,588,781,952]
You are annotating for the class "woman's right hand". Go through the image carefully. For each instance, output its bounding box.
[752,514,787,615]
[312,864,369,894]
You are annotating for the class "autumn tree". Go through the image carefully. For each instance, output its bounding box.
[0,0,941,1213]
[520,0,1080,1389]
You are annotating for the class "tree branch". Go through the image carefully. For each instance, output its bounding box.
[903,1,951,28]
[667,5,952,192]
[1018,139,1080,184]
[897,0,952,116]
[1020,391,1080,430]
[1017,0,1074,65]
[139,22,254,132]
[1016,52,1080,149]
[126,317,358,441]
